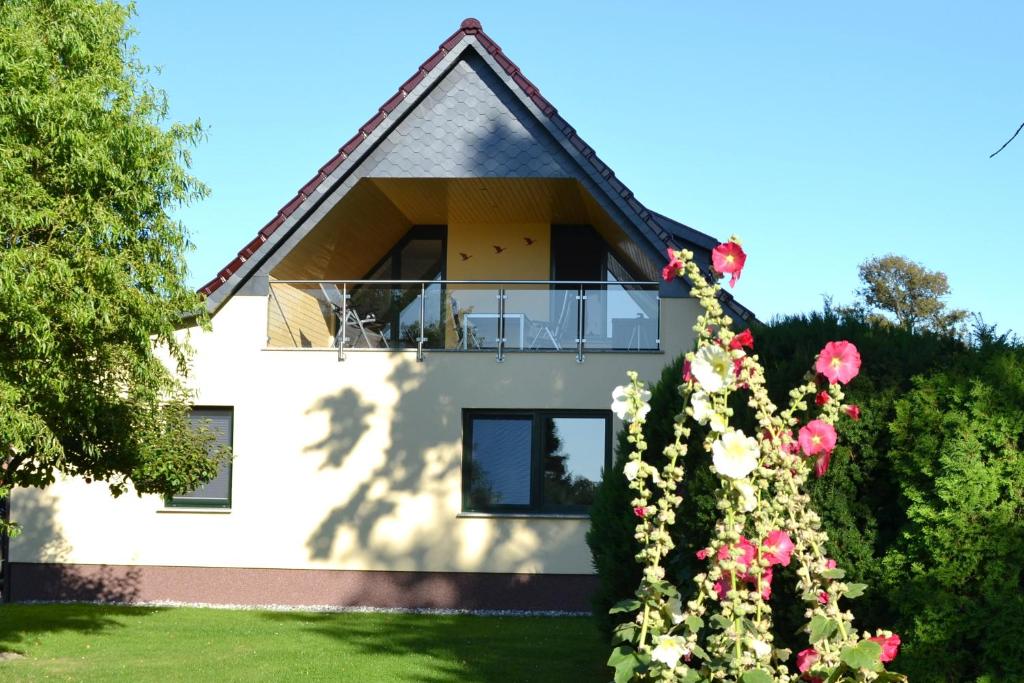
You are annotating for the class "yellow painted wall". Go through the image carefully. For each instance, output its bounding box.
[10,292,700,577]
[446,222,550,281]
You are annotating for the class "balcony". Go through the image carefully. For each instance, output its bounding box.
[268,280,660,362]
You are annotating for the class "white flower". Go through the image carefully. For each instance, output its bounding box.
[623,460,641,482]
[750,638,772,659]
[692,391,727,432]
[666,596,684,625]
[711,429,760,479]
[650,634,689,669]
[734,479,757,512]
[690,344,735,393]
[611,385,651,423]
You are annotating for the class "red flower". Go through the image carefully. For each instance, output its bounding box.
[717,536,756,570]
[814,451,832,478]
[711,241,747,287]
[796,648,819,673]
[633,506,647,518]
[696,548,709,560]
[844,404,861,420]
[815,341,862,385]
[713,575,729,600]
[799,420,837,457]
[815,391,830,406]
[682,360,694,382]
[662,248,684,281]
[755,565,774,599]
[733,357,744,377]
[817,591,829,605]
[729,328,754,350]
[762,530,795,567]
[868,634,901,663]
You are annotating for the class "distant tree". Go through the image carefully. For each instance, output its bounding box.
[853,255,969,336]
[0,0,227,510]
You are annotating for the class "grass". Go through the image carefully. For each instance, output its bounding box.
[0,604,610,682]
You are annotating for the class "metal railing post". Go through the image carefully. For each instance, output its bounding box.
[338,283,348,361]
[417,283,426,362]
[496,287,506,363]
[576,284,585,363]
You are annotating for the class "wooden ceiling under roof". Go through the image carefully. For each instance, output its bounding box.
[270,178,658,281]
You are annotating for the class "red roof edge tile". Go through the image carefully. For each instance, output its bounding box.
[199,17,683,301]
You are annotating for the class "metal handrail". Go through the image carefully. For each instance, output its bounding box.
[271,279,659,286]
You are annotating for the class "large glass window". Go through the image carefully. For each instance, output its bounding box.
[167,407,233,509]
[462,410,611,513]
[346,226,445,349]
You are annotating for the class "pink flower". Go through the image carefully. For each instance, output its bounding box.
[817,591,829,605]
[729,328,754,350]
[844,404,861,420]
[762,530,795,567]
[717,536,756,570]
[711,241,747,287]
[796,648,820,673]
[662,248,684,282]
[733,357,745,377]
[695,548,709,560]
[825,558,837,570]
[799,420,837,457]
[815,391,830,406]
[713,576,729,600]
[633,506,647,518]
[815,341,862,385]
[815,451,832,478]
[682,360,694,382]
[756,565,774,599]
[868,634,901,663]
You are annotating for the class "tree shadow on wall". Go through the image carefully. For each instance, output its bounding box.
[305,387,375,470]
[304,356,534,605]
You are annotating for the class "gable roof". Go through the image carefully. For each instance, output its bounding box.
[198,18,752,321]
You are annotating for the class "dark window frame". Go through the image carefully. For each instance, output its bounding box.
[461,409,612,514]
[166,406,234,509]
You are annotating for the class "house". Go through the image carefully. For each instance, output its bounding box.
[6,18,750,611]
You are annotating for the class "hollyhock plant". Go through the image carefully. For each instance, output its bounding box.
[663,248,685,282]
[607,242,904,683]
[815,340,862,384]
[711,239,747,287]
[868,634,901,663]
[729,328,754,350]
[690,344,734,393]
[712,429,760,479]
[799,419,837,456]
[762,530,795,567]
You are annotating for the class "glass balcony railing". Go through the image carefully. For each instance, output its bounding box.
[268,280,660,361]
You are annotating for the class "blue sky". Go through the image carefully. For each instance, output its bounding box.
[132,2,1023,334]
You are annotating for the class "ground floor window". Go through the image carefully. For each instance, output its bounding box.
[462,410,611,514]
[167,407,233,509]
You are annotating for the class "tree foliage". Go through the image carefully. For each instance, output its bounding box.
[0,0,226,499]
[854,254,968,336]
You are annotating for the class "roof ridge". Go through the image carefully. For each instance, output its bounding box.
[198,17,700,297]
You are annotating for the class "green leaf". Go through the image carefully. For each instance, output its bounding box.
[610,599,642,614]
[607,646,650,683]
[679,669,701,683]
[808,615,838,643]
[740,617,760,636]
[741,670,774,683]
[688,643,710,661]
[710,614,732,631]
[821,568,846,579]
[844,583,867,599]
[840,640,883,672]
[872,672,908,682]
[611,621,639,645]
[684,615,704,632]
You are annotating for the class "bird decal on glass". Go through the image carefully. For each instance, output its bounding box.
[492,245,506,254]
[523,237,535,246]
[459,252,473,261]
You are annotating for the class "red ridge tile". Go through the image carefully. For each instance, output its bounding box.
[381,91,405,113]
[419,50,446,73]
[320,154,345,176]
[340,134,363,156]
[361,111,387,136]
[280,195,303,216]
[400,70,426,94]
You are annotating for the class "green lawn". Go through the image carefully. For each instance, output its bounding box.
[0,604,610,682]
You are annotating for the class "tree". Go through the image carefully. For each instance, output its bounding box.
[0,0,227,509]
[854,254,968,336]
